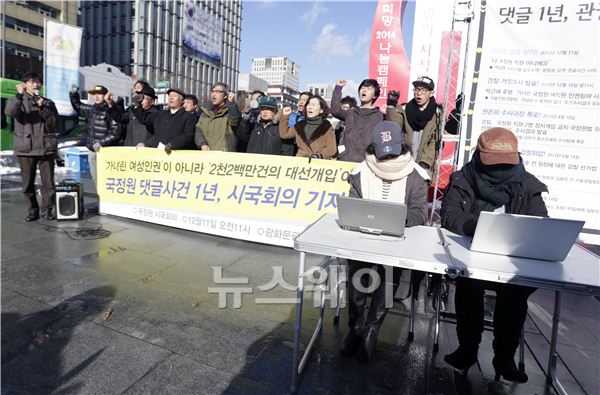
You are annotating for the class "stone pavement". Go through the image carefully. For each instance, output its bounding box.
[1,172,598,394]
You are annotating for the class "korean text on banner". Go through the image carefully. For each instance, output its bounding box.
[44,20,82,116]
[182,0,223,64]
[369,0,409,109]
[97,148,357,247]
[460,0,600,243]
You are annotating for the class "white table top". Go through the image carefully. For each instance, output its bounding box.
[294,214,600,295]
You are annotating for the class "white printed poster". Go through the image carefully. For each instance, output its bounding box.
[44,20,83,116]
[460,0,600,243]
[182,0,223,64]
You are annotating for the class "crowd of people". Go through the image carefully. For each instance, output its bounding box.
[64,75,447,168]
[7,70,547,384]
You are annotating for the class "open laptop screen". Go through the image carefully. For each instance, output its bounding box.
[336,196,407,237]
[470,212,584,261]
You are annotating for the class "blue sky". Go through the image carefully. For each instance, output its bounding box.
[239,1,378,92]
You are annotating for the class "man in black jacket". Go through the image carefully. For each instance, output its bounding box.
[237,96,293,156]
[116,88,195,153]
[106,84,157,146]
[5,72,59,221]
[183,94,200,123]
[70,85,122,182]
[441,127,548,383]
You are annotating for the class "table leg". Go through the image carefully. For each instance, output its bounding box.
[433,283,441,353]
[546,290,567,395]
[291,252,306,393]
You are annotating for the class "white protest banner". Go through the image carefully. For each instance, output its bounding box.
[44,20,83,116]
[182,0,223,64]
[460,0,600,243]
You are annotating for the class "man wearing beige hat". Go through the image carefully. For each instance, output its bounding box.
[440,127,548,383]
[70,84,122,182]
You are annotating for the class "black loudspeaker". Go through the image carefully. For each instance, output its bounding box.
[55,180,83,220]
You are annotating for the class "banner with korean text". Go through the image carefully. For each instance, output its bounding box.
[369,0,409,108]
[44,20,82,116]
[182,0,223,64]
[460,0,600,243]
[98,148,357,247]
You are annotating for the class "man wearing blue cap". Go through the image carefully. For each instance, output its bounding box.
[237,96,294,155]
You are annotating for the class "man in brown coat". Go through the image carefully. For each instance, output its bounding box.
[5,72,59,221]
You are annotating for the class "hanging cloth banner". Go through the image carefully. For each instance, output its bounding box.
[369,0,410,109]
[44,20,82,116]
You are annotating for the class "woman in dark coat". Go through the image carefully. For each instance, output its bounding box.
[441,127,548,383]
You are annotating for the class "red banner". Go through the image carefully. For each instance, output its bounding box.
[369,0,410,110]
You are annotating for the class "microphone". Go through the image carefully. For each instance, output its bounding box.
[32,89,42,106]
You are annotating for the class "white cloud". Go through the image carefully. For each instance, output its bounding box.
[257,0,278,10]
[312,25,373,65]
[356,29,370,49]
[313,23,353,58]
[301,1,328,26]
[361,52,370,64]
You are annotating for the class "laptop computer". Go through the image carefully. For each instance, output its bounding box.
[336,196,407,237]
[470,211,585,261]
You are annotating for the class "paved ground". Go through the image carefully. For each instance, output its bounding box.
[1,169,598,394]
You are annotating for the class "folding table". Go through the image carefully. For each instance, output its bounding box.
[291,213,600,394]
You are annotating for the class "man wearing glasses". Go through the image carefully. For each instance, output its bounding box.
[194,82,241,152]
[387,76,442,178]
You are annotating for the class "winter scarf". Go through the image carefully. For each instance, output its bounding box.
[462,151,526,215]
[304,116,322,141]
[357,152,415,203]
[405,97,437,131]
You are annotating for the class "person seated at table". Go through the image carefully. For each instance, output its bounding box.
[340,121,429,361]
[440,127,548,383]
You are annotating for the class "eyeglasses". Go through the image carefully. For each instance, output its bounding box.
[413,88,430,94]
[211,89,225,94]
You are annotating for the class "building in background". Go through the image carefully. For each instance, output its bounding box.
[79,0,242,100]
[307,83,334,104]
[251,56,300,109]
[237,73,268,95]
[79,63,133,106]
[1,1,78,79]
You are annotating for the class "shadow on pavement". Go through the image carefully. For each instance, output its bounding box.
[1,286,115,394]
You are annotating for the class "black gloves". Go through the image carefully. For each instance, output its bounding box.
[462,218,477,236]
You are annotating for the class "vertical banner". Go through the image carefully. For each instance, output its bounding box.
[461,0,600,242]
[44,20,82,116]
[369,0,409,109]
[409,0,462,99]
[182,0,223,64]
